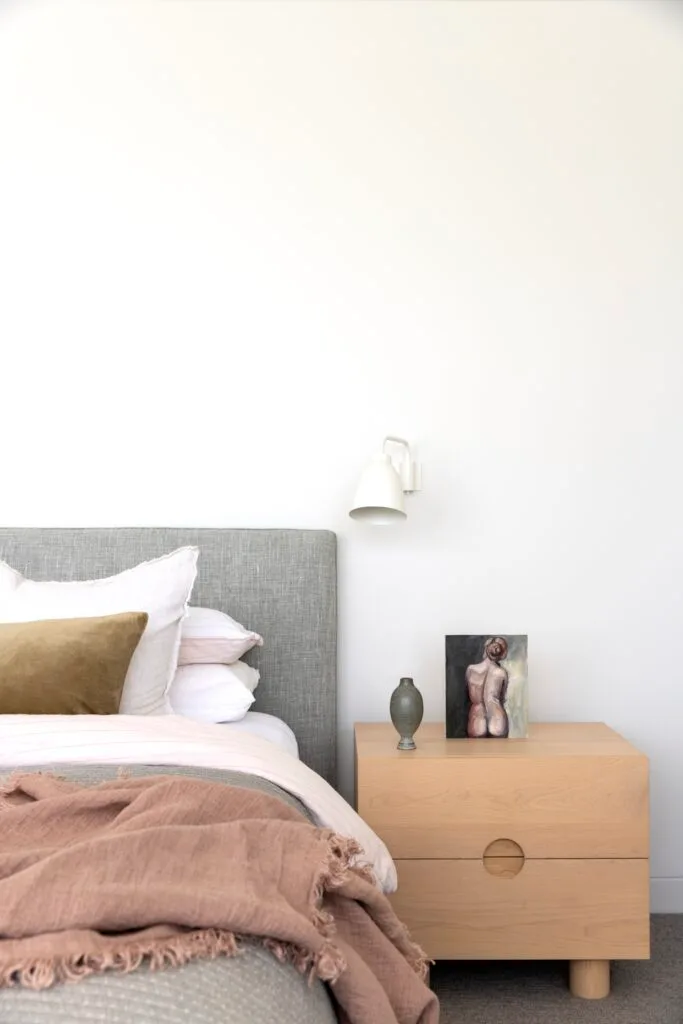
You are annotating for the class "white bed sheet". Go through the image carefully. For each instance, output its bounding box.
[218,711,299,759]
[0,715,396,892]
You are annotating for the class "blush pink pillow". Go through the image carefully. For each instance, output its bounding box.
[178,607,263,666]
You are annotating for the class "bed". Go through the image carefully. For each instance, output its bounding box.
[0,527,338,782]
[0,528,433,1024]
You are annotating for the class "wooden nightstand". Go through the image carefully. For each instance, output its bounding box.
[355,722,650,999]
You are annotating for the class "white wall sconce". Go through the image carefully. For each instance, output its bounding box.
[349,436,421,525]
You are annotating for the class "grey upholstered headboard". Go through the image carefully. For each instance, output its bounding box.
[0,528,337,786]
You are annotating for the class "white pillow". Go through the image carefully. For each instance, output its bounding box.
[178,606,263,666]
[0,547,198,716]
[168,662,258,723]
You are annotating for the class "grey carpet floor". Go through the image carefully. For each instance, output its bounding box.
[431,916,682,1024]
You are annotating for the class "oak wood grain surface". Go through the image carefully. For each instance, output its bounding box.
[389,857,650,960]
[354,720,651,987]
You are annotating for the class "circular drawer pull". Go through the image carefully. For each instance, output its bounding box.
[483,838,525,878]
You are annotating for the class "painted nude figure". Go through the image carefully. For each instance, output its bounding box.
[466,636,509,738]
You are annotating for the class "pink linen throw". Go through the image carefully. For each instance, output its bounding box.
[0,773,438,1024]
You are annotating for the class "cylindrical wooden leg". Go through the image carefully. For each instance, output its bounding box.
[569,959,610,999]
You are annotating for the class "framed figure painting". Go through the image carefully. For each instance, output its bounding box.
[445,634,528,739]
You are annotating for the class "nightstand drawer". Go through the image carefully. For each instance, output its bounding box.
[390,858,650,960]
[357,755,648,859]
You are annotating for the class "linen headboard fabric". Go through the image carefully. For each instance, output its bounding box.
[0,528,337,785]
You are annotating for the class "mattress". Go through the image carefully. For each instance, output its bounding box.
[220,711,299,758]
[0,765,337,1024]
[0,717,398,1024]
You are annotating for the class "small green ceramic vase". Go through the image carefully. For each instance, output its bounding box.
[389,677,424,750]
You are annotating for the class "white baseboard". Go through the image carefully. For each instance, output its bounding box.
[651,877,683,913]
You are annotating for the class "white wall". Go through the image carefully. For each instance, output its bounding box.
[1,0,682,910]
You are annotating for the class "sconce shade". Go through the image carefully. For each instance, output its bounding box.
[349,454,407,525]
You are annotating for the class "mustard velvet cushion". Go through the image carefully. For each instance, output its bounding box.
[0,612,149,714]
